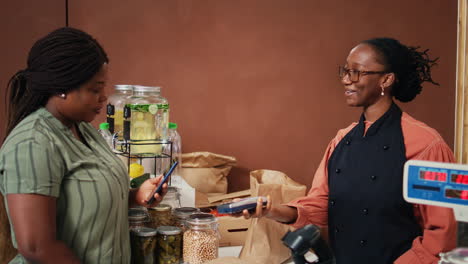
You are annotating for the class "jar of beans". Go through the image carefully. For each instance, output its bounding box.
[148,204,173,229]
[130,227,157,264]
[128,207,149,230]
[173,207,199,261]
[183,213,219,264]
[156,226,182,264]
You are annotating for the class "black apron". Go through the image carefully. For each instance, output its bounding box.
[327,103,422,264]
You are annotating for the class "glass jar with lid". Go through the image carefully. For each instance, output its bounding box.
[130,227,157,264]
[128,207,149,230]
[183,213,220,264]
[173,207,199,230]
[107,84,132,140]
[123,85,169,155]
[147,204,173,229]
[156,226,182,264]
[160,186,181,210]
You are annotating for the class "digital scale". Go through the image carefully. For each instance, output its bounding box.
[404,160,468,264]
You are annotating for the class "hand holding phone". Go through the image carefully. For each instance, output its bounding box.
[146,161,178,205]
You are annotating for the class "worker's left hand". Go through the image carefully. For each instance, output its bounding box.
[135,175,168,207]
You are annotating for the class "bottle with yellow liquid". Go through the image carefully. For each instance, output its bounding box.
[123,85,169,156]
[107,84,133,140]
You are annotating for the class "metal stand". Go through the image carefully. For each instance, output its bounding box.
[113,139,173,176]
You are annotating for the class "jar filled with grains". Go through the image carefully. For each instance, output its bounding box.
[130,227,157,264]
[183,213,220,264]
[156,226,182,264]
[128,207,149,230]
[173,207,199,261]
[148,204,173,229]
[173,207,200,230]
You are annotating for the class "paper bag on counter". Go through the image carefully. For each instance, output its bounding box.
[180,152,236,194]
[239,170,306,264]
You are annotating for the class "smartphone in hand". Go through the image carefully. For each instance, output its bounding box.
[217,196,268,214]
[146,161,178,205]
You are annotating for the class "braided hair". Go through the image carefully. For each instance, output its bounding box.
[362,38,439,102]
[4,27,109,138]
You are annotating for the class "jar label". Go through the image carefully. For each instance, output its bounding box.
[123,105,131,118]
[106,117,115,134]
[123,120,131,140]
[107,103,115,115]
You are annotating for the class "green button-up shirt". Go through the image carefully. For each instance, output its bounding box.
[0,108,130,263]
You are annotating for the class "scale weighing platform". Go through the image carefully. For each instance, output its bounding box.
[404,160,468,264]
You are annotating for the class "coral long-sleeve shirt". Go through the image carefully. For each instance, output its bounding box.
[287,112,457,264]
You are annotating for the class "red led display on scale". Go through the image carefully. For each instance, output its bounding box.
[445,189,468,200]
[450,174,468,185]
[419,170,447,182]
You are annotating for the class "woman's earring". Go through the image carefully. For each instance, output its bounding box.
[60,93,66,99]
[381,88,385,96]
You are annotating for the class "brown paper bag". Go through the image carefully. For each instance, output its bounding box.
[239,170,306,264]
[180,152,236,194]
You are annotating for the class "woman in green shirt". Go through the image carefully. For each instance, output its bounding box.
[0,27,167,263]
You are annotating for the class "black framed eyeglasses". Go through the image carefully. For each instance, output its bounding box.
[338,66,389,82]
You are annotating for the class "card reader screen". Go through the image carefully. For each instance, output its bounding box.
[450,173,468,185]
[419,170,447,182]
[445,188,468,200]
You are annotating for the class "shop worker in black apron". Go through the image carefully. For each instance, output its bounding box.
[243,38,457,264]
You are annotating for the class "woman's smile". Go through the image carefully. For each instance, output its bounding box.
[345,89,357,96]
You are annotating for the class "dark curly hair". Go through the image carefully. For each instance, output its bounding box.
[362,38,439,102]
[4,27,109,138]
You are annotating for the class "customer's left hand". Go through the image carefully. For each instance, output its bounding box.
[134,175,168,207]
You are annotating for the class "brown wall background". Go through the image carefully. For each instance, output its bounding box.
[1,1,458,192]
[0,0,65,141]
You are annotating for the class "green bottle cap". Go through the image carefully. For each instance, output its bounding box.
[168,122,178,129]
[99,123,110,130]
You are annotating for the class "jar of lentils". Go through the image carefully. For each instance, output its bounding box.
[130,227,157,264]
[183,213,219,264]
[173,207,200,230]
[148,204,173,229]
[156,226,182,264]
[128,207,148,230]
